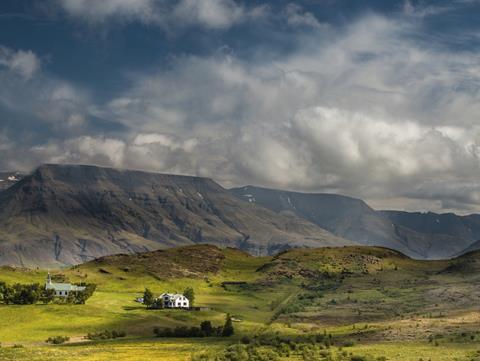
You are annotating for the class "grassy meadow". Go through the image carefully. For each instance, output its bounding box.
[1,245,480,360]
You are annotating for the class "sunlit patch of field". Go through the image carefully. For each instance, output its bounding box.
[0,338,229,361]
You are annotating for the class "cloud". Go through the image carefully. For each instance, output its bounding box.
[55,0,157,23]
[283,3,324,29]
[3,12,480,213]
[85,14,480,212]
[173,0,245,29]
[402,0,451,18]
[55,0,267,30]
[0,46,40,80]
[0,44,94,150]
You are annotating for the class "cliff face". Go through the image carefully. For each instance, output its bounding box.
[0,164,352,267]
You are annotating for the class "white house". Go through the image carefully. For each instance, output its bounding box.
[160,293,190,308]
[45,273,86,297]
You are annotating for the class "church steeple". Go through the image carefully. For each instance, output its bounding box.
[47,271,52,285]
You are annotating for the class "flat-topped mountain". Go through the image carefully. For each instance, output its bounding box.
[229,185,480,259]
[0,164,352,267]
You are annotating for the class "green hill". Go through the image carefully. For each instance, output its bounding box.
[1,244,480,361]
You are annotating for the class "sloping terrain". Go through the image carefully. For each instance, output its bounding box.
[2,244,480,361]
[84,244,227,279]
[230,185,479,259]
[0,164,352,267]
[456,240,480,256]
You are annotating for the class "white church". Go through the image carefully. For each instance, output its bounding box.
[45,273,86,297]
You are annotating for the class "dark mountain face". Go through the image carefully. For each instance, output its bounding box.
[381,211,480,258]
[229,186,480,260]
[229,186,420,258]
[0,164,352,267]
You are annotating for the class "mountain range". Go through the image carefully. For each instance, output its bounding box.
[0,164,351,267]
[228,186,480,259]
[0,164,479,267]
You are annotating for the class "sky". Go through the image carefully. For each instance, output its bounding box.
[1,0,480,214]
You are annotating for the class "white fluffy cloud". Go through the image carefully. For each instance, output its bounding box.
[84,14,480,212]
[3,13,480,213]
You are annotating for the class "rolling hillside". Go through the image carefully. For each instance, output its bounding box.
[0,164,352,267]
[2,244,480,361]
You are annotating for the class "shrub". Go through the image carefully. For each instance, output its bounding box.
[200,321,214,337]
[86,330,126,340]
[240,336,251,344]
[46,336,70,344]
[341,340,356,347]
[154,320,224,338]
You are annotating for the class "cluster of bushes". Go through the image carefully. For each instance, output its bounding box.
[46,336,70,344]
[154,315,234,338]
[86,330,126,340]
[192,344,281,361]
[0,282,55,305]
[69,283,96,305]
[0,282,96,305]
[192,341,385,361]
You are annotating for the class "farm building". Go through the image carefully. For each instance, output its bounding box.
[45,273,86,297]
[160,293,190,308]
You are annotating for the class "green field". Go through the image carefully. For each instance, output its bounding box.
[1,245,480,360]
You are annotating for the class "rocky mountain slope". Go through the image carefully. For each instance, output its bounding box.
[380,211,480,258]
[0,164,352,267]
[229,186,480,259]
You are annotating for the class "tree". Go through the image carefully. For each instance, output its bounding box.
[184,287,195,307]
[200,320,214,337]
[151,297,164,309]
[0,282,6,302]
[143,288,154,307]
[42,289,55,304]
[222,314,234,337]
